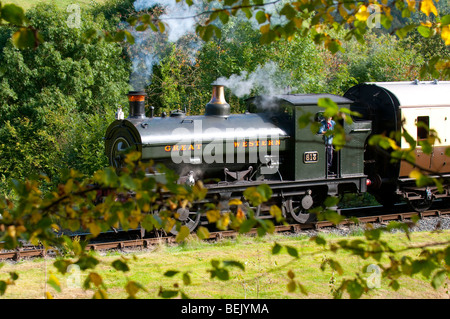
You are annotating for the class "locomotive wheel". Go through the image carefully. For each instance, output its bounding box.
[285,195,317,224]
[373,186,399,209]
[169,207,201,235]
[407,198,433,213]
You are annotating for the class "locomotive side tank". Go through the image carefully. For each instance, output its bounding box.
[345,81,450,211]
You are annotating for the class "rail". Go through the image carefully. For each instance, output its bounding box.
[1,207,449,261]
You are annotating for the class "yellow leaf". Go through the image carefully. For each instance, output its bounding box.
[168,199,177,210]
[409,169,422,180]
[228,198,242,206]
[196,226,210,240]
[388,138,400,150]
[126,281,141,298]
[64,179,73,194]
[66,205,76,218]
[47,274,61,292]
[93,289,108,299]
[163,217,176,232]
[31,211,42,224]
[175,225,190,242]
[236,207,246,221]
[89,272,103,287]
[441,26,450,45]
[158,21,165,33]
[180,199,188,209]
[206,209,221,223]
[420,0,438,16]
[88,222,101,237]
[7,226,16,238]
[269,205,283,221]
[338,4,348,19]
[217,213,230,230]
[45,291,53,299]
[406,0,416,11]
[260,24,270,34]
[355,5,370,21]
[129,218,139,230]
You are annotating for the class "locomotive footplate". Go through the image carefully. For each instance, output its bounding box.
[204,175,368,197]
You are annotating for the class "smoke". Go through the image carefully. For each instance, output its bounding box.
[133,0,200,42]
[128,0,204,90]
[215,61,294,98]
[128,1,293,95]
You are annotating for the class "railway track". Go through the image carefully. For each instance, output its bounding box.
[1,207,449,261]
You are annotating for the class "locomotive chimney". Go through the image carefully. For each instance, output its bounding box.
[205,84,230,117]
[127,91,147,118]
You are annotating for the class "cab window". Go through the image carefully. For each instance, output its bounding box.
[417,116,429,141]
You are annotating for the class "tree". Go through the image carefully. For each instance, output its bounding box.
[1,0,449,299]
[0,3,130,194]
[117,0,450,78]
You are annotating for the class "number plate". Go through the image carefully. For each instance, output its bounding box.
[303,151,318,163]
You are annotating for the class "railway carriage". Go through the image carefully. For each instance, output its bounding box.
[345,81,450,211]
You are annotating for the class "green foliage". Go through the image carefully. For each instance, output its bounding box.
[208,259,245,281]
[1,0,450,300]
[340,32,424,83]
[0,3,130,194]
[1,148,450,299]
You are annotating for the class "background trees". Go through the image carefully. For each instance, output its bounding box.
[0,3,130,194]
[0,0,449,299]
[1,0,447,197]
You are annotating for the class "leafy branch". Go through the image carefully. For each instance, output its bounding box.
[0,2,42,48]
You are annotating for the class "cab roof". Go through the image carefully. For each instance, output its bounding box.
[272,93,353,106]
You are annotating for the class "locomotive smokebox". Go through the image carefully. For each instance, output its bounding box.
[127,91,147,118]
[205,84,230,117]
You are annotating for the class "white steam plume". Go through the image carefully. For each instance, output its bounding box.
[134,0,200,42]
[128,0,204,90]
[215,61,295,98]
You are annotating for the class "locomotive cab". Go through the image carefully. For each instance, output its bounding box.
[246,94,371,182]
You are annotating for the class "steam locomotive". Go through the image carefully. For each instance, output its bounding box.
[104,81,450,234]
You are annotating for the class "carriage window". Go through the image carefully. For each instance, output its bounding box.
[417,116,429,140]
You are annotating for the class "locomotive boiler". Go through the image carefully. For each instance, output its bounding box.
[105,85,290,183]
[105,84,372,233]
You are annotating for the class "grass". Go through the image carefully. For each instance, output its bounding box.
[3,0,108,11]
[1,230,449,299]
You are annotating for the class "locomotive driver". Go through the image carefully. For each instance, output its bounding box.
[318,116,336,175]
